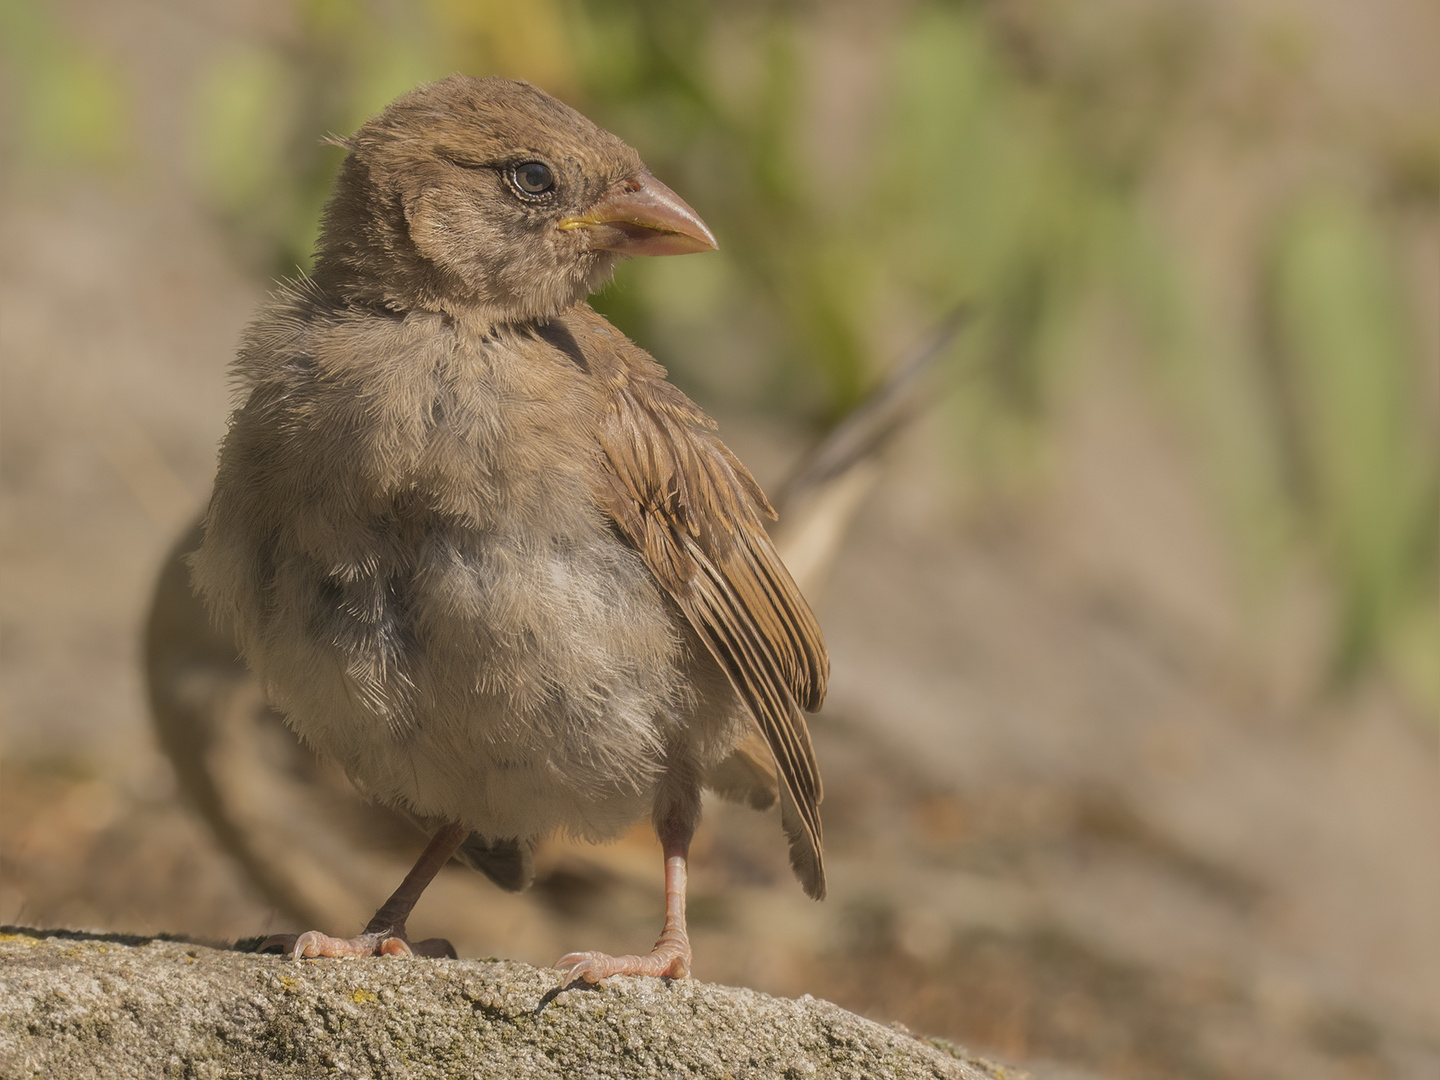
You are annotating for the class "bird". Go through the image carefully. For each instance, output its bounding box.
[189,74,827,983]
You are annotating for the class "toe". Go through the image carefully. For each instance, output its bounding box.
[554,947,689,984]
[292,930,339,959]
[377,937,414,957]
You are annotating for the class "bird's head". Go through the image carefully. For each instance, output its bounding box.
[311,75,716,323]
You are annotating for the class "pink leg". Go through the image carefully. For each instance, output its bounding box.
[260,821,466,960]
[556,828,693,983]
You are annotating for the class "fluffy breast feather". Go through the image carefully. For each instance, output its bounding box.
[191,286,722,839]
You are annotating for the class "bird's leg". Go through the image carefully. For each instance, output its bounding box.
[556,816,694,983]
[260,820,467,959]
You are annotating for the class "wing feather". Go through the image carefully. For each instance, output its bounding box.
[565,307,828,899]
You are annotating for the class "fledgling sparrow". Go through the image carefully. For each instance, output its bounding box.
[191,74,825,982]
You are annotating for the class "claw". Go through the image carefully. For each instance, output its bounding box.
[258,933,299,956]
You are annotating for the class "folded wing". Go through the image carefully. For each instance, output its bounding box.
[564,306,828,899]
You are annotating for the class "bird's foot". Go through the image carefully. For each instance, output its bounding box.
[258,928,456,960]
[556,932,691,984]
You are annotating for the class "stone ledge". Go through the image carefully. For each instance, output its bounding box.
[0,928,1020,1080]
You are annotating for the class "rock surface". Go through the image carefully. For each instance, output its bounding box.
[0,929,1015,1080]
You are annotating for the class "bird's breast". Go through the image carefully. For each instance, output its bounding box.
[204,310,692,831]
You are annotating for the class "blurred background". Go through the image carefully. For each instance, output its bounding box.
[1,0,1436,1077]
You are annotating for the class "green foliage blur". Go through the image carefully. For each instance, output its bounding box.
[5,0,1435,710]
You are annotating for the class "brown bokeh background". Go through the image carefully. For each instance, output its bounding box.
[1,2,1436,1078]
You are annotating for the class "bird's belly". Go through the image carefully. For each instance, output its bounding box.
[255,516,690,841]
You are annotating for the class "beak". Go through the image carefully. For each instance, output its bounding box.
[559,171,717,256]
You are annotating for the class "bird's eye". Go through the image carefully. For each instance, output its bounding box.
[509,161,555,198]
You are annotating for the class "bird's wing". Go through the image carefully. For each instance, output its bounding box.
[561,306,828,899]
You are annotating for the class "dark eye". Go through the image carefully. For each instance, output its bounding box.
[509,161,555,198]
